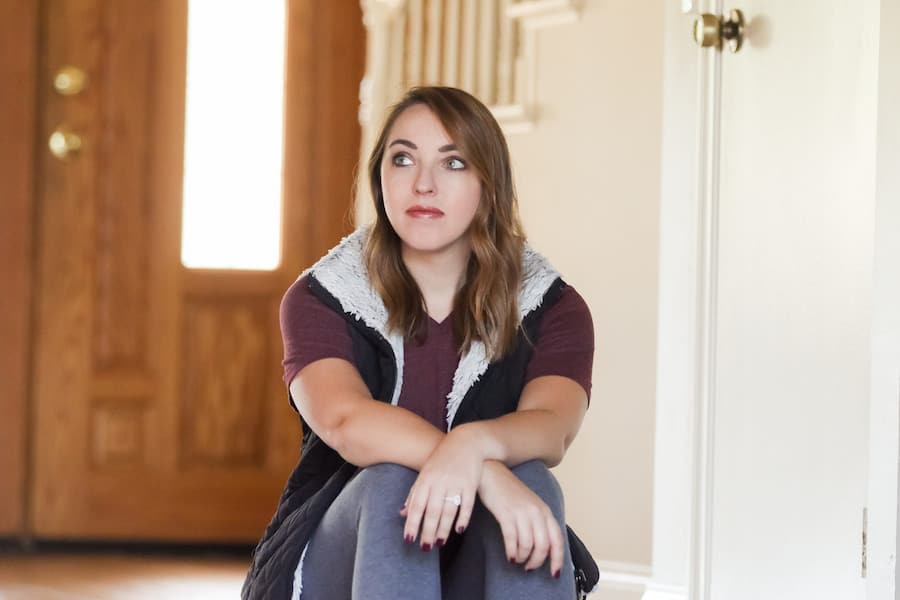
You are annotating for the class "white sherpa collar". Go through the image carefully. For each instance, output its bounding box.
[303,226,560,429]
[302,227,407,408]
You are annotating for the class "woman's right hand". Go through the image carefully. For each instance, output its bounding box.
[477,460,564,579]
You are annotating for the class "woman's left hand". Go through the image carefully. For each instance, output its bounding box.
[400,425,484,550]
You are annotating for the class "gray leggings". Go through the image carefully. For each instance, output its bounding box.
[299,460,575,599]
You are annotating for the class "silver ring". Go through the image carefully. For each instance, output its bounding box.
[445,494,462,507]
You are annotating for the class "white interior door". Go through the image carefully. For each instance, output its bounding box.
[710,1,877,598]
[650,1,898,599]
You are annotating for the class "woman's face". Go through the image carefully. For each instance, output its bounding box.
[380,104,482,257]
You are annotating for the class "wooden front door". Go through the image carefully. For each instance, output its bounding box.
[29,0,364,542]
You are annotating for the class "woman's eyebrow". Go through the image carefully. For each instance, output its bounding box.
[387,139,458,153]
[389,139,416,149]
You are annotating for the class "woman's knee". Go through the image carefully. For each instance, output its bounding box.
[352,463,418,514]
[362,462,418,482]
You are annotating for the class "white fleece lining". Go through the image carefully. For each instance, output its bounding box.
[292,226,560,599]
[291,542,309,600]
[444,243,559,428]
[302,227,406,407]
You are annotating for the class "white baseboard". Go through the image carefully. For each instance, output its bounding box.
[641,582,688,600]
[594,560,652,595]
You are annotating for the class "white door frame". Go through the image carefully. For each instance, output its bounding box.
[643,1,719,598]
[866,1,900,598]
[646,1,899,599]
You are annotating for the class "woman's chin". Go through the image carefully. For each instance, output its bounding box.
[398,231,469,257]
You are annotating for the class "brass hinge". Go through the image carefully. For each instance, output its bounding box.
[861,507,868,578]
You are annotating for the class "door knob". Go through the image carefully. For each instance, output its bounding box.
[48,128,83,160]
[693,9,745,53]
[53,66,88,96]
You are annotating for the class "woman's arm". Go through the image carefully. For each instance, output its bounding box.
[295,356,488,549]
[290,357,444,469]
[455,374,589,468]
[401,375,585,578]
[478,459,566,576]
[295,358,586,471]
[296,358,585,580]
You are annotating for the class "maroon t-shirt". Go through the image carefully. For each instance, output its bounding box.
[280,275,594,429]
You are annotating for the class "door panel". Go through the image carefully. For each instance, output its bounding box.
[711,2,876,598]
[30,0,364,541]
[0,0,39,536]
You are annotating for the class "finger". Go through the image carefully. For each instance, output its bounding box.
[434,493,462,547]
[418,490,445,550]
[399,492,411,516]
[402,484,430,543]
[496,515,519,564]
[524,512,551,571]
[546,514,565,579]
[453,493,474,535]
[515,513,534,564]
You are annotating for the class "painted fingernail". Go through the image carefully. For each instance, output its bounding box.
[404,534,414,544]
[508,557,516,564]
[456,525,466,534]
[421,543,431,552]
[436,538,446,547]
[553,569,561,579]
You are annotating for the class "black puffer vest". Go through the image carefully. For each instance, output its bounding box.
[242,229,598,599]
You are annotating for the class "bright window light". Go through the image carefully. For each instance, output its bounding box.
[181,1,285,270]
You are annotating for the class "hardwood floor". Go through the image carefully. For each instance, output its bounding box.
[0,551,249,599]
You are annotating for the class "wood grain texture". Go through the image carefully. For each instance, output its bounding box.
[91,403,147,467]
[31,0,105,536]
[180,301,269,466]
[306,1,367,256]
[0,0,39,536]
[92,0,155,372]
[0,553,247,599]
[29,0,365,542]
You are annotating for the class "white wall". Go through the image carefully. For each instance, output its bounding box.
[507,0,664,571]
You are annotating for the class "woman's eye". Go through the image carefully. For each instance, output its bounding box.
[446,157,466,170]
[392,154,413,167]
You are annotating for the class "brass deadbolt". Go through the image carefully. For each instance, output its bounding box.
[48,128,83,160]
[54,66,88,96]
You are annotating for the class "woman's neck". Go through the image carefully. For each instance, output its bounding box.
[401,243,469,322]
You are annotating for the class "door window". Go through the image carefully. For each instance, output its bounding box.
[180,1,286,270]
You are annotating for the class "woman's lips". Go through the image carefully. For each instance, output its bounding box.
[406,206,444,218]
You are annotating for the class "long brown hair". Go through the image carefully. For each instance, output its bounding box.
[364,86,525,361]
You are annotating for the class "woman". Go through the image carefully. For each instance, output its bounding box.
[243,86,597,599]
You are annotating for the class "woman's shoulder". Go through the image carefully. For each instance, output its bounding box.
[546,283,593,329]
[282,273,315,307]
[281,274,338,323]
[280,274,357,390]
[525,283,595,398]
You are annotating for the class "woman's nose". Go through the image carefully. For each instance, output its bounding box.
[414,168,436,195]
